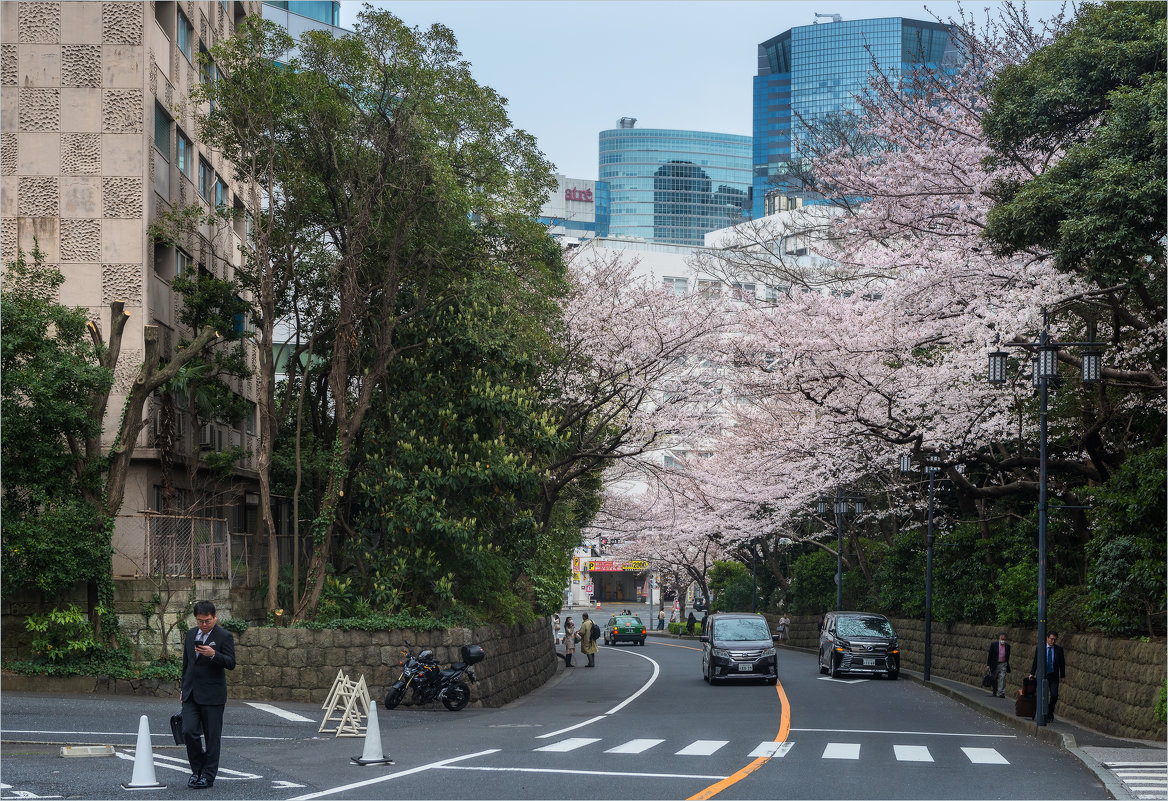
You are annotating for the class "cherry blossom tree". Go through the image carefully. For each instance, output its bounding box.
[609,3,1164,607]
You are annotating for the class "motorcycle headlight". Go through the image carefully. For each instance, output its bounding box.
[711,648,731,659]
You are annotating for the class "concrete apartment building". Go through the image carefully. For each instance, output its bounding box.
[1,1,269,585]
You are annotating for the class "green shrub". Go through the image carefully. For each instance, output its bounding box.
[1047,585,1091,633]
[1086,445,1167,637]
[1156,681,1166,725]
[3,647,180,682]
[25,604,99,662]
[217,617,249,634]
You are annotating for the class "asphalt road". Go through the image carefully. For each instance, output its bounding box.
[0,640,1109,800]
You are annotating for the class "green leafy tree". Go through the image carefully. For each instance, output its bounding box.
[983,2,1167,293]
[1086,445,1167,637]
[1,248,112,603]
[200,9,555,621]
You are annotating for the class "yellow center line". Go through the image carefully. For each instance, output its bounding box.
[686,678,791,801]
[650,641,704,651]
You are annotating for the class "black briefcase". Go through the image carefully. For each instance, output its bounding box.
[170,713,184,746]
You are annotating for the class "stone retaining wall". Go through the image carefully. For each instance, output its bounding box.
[769,613,1165,741]
[227,619,555,708]
[1,618,558,711]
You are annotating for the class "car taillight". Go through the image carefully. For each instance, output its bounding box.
[641,628,646,635]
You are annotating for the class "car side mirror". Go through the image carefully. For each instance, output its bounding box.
[772,634,781,642]
[699,635,709,644]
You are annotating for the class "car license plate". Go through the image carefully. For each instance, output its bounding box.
[737,663,752,672]
[863,658,875,666]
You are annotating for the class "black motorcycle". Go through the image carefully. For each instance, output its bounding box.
[385,641,484,712]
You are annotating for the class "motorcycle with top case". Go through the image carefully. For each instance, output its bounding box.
[384,640,484,712]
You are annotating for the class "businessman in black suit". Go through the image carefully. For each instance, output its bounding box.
[1029,631,1066,723]
[182,600,236,789]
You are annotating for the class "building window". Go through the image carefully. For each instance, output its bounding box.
[215,177,229,208]
[198,158,213,199]
[731,282,756,300]
[177,130,193,179]
[697,279,722,298]
[153,102,171,162]
[176,248,192,278]
[662,276,688,295]
[177,9,194,62]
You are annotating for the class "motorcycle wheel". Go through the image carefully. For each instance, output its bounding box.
[441,681,471,712]
[384,686,406,710]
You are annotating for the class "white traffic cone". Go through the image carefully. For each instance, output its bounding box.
[351,700,394,765]
[121,714,165,789]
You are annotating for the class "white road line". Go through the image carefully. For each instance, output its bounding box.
[535,715,609,739]
[1,729,291,741]
[438,765,728,780]
[675,740,729,756]
[748,741,794,758]
[894,745,934,762]
[791,727,1015,738]
[604,649,661,715]
[962,747,1010,765]
[822,743,861,760]
[287,749,500,801]
[117,751,263,780]
[245,702,314,722]
[817,677,868,684]
[534,738,601,753]
[605,739,664,754]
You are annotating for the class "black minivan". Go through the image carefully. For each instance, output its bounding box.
[817,611,900,679]
[699,613,779,685]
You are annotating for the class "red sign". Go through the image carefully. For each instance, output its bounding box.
[565,187,593,203]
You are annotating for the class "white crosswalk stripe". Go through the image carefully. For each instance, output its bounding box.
[675,740,729,756]
[894,745,934,762]
[748,741,794,758]
[533,737,1010,767]
[605,739,665,754]
[534,737,601,752]
[962,747,1010,764]
[823,742,861,760]
[1105,762,1168,800]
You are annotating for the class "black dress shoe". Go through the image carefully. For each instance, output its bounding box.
[189,777,212,789]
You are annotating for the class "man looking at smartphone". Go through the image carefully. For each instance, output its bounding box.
[181,600,236,789]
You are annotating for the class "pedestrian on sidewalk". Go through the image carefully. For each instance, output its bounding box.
[1030,631,1066,723]
[657,609,665,630]
[985,632,1011,698]
[553,613,561,644]
[578,613,600,667]
[686,611,696,635]
[561,617,576,667]
[777,614,790,643]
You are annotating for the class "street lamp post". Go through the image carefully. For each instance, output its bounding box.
[987,311,1103,728]
[900,453,941,681]
[819,490,863,611]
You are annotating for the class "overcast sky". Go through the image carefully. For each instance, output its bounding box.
[341,1,1067,180]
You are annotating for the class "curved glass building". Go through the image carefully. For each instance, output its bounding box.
[753,17,957,217]
[599,120,752,246]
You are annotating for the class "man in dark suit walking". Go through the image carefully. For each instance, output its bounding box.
[985,632,1011,697]
[182,600,236,789]
[1029,631,1066,723]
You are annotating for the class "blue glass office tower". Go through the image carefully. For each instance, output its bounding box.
[752,17,955,218]
[599,119,752,246]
